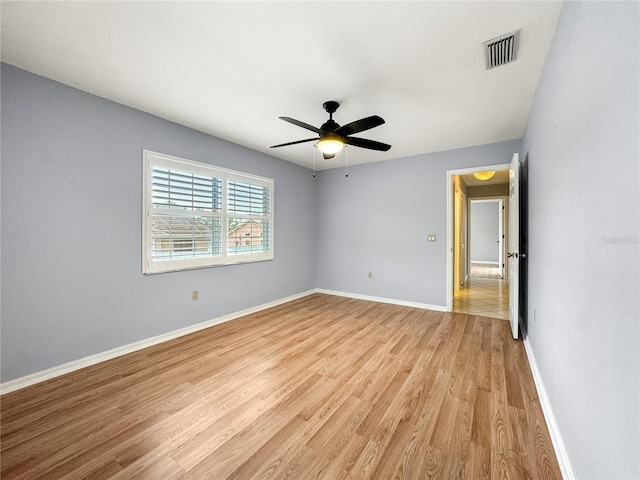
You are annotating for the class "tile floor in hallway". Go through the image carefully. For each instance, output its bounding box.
[453,276,509,320]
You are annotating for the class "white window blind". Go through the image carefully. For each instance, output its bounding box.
[227,180,272,256]
[143,150,273,274]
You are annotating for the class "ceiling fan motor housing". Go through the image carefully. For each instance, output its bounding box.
[321,119,339,133]
[322,101,340,115]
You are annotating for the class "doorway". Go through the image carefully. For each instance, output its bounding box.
[446,164,510,320]
[469,198,506,280]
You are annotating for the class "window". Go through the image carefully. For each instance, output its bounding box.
[143,150,273,274]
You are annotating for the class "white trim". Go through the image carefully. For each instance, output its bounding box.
[470,261,500,265]
[522,334,576,480]
[0,289,316,395]
[0,288,450,394]
[316,288,447,312]
[0,289,445,394]
[446,163,511,312]
[446,175,454,310]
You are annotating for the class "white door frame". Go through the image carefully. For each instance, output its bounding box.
[445,163,510,312]
[468,196,508,279]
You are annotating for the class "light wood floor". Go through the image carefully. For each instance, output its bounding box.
[0,294,561,479]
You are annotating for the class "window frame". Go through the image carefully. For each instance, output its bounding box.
[142,150,274,274]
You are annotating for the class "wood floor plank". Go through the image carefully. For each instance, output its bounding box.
[467,441,492,480]
[443,396,474,479]
[0,293,562,480]
[422,444,446,479]
[508,405,535,480]
[300,396,371,480]
[368,418,415,479]
[225,415,308,480]
[471,388,492,449]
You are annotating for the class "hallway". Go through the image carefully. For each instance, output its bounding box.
[453,276,509,320]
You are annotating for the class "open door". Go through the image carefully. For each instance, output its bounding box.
[454,186,467,291]
[498,198,505,279]
[507,153,520,339]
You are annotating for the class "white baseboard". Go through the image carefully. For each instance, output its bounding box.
[1,289,445,394]
[522,336,576,480]
[316,288,447,312]
[0,289,316,395]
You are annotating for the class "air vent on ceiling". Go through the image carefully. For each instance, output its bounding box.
[484,30,520,69]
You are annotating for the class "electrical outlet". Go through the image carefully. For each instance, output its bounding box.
[192,290,199,301]
[368,272,373,279]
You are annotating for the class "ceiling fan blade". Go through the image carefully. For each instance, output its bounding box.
[345,136,391,151]
[270,138,317,148]
[334,115,385,136]
[323,152,336,160]
[279,117,321,134]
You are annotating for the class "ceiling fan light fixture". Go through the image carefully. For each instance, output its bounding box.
[474,171,496,181]
[316,136,344,155]
[271,101,390,159]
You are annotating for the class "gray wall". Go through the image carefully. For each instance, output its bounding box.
[1,64,317,382]
[470,201,499,263]
[522,2,639,478]
[315,139,521,306]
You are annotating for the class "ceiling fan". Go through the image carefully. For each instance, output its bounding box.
[270,101,391,159]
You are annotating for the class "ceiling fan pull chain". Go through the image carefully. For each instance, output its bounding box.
[345,146,349,177]
[313,146,316,178]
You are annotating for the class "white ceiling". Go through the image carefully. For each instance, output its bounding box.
[0,1,562,171]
